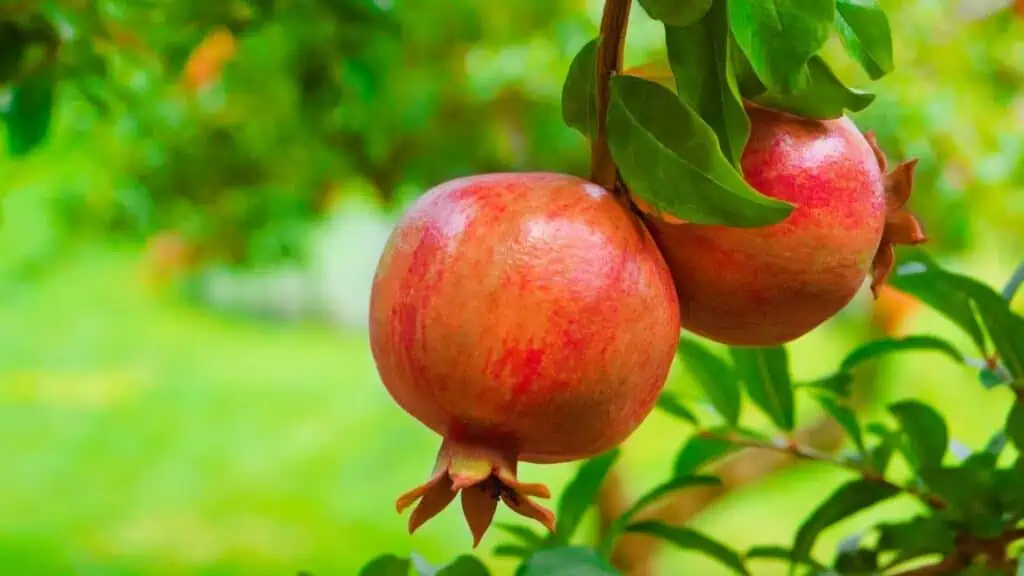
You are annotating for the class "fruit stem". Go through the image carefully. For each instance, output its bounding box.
[590,0,631,193]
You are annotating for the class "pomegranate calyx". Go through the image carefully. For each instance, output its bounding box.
[395,438,554,547]
[866,135,927,297]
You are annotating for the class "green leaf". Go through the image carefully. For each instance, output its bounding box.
[866,424,896,475]
[359,555,412,576]
[745,546,828,572]
[665,1,749,166]
[815,395,864,454]
[944,274,1024,380]
[889,248,988,356]
[436,557,489,576]
[1006,404,1024,453]
[495,523,545,547]
[561,38,599,138]
[606,75,794,227]
[840,336,964,372]
[657,392,699,425]
[876,516,955,568]
[492,544,532,560]
[834,548,877,574]
[3,70,56,157]
[889,401,948,472]
[751,56,874,120]
[517,547,619,576]
[729,346,795,431]
[554,448,621,544]
[678,338,741,425]
[674,429,740,475]
[923,454,1002,537]
[796,373,854,399]
[599,475,722,556]
[627,521,750,575]
[0,21,28,85]
[638,0,712,26]
[727,0,835,94]
[792,479,900,565]
[834,0,894,80]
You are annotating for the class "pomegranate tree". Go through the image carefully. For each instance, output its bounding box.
[640,104,926,347]
[368,172,680,545]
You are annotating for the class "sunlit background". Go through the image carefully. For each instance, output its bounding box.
[1,0,1023,574]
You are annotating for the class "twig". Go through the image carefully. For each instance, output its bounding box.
[701,430,947,510]
[590,0,631,191]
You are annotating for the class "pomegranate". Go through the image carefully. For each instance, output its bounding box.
[639,104,926,346]
[368,172,680,545]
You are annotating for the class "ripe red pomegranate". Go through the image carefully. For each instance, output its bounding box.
[369,172,680,545]
[639,104,925,346]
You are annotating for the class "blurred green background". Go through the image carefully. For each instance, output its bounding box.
[1,0,1023,574]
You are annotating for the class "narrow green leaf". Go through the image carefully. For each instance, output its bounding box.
[745,546,828,572]
[495,523,545,547]
[674,429,740,475]
[834,548,878,574]
[665,1,749,166]
[600,475,722,556]
[3,70,56,157]
[815,395,864,454]
[1007,404,1024,452]
[922,454,1002,537]
[866,424,896,475]
[727,0,835,93]
[729,346,795,431]
[834,0,894,80]
[0,21,29,85]
[554,448,621,544]
[606,75,794,227]
[359,555,412,576]
[678,338,741,425]
[889,248,988,356]
[796,373,854,399]
[638,0,712,26]
[436,557,489,576]
[517,547,619,576]
[560,38,599,138]
[751,56,874,120]
[876,516,956,568]
[840,336,964,372]
[492,544,532,560]
[791,479,901,567]
[627,521,750,575]
[657,392,699,425]
[889,401,948,471]
[944,274,1024,380]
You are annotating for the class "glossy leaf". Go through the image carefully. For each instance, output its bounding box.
[834,0,894,80]
[751,56,874,120]
[560,38,599,138]
[678,338,742,425]
[657,392,699,425]
[729,346,795,431]
[627,521,750,575]
[436,557,489,576]
[599,475,721,556]
[554,448,621,544]
[815,395,864,454]
[727,0,834,94]
[665,1,749,166]
[359,555,411,576]
[638,0,712,26]
[889,249,988,355]
[797,373,854,399]
[3,70,56,157]
[517,547,619,576]
[841,336,963,372]
[889,401,948,471]
[606,75,794,227]
[1007,404,1024,452]
[792,479,900,566]
[674,430,740,475]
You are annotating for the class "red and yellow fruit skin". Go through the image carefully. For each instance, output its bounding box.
[643,105,892,346]
[369,172,680,542]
